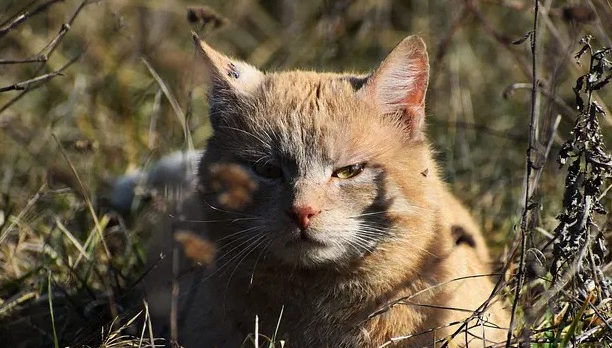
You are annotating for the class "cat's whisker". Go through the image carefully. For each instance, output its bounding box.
[356,227,391,236]
[215,232,263,260]
[204,234,265,282]
[224,236,268,297]
[199,196,258,218]
[344,239,365,255]
[347,237,374,254]
[329,230,376,252]
[358,224,435,238]
[208,142,266,157]
[221,236,265,276]
[217,126,270,147]
[249,238,271,286]
[215,225,264,243]
[352,235,375,248]
[171,216,262,224]
[214,232,267,257]
[212,235,254,255]
[358,222,430,234]
[356,231,391,240]
[355,239,379,247]
[348,210,402,218]
[356,224,388,231]
[348,205,435,219]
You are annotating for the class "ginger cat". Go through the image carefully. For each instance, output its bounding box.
[164,34,509,348]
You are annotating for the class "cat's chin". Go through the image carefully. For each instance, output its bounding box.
[271,237,360,268]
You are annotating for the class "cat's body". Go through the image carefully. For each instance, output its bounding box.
[178,191,507,348]
[142,35,509,347]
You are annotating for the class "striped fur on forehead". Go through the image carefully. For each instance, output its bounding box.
[253,73,405,162]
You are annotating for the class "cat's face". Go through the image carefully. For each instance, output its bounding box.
[196,35,430,268]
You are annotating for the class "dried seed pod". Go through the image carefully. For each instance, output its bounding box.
[187,7,226,31]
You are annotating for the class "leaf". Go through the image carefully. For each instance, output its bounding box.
[573,75,585,110]
[513,31,532,45]
[593,202,606,215]
[575,36,592,61]
[591,73,612,90]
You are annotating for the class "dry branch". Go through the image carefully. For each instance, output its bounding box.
[505,0,540,346]
[0,71,62,93]
[0,51,82,113]
[0,0,65,38]
[0,56,47,65]
[0,0,92,115]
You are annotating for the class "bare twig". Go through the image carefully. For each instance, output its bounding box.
[0,71,63,93]
[465,0,532,79]
[0,0,64,38]
[440,242,519,348]
[0,51,82,113]
[365,273,503,323]
[0,0,92,115]
[0,56,47,65]
[531,114,562,193]
[0,0,39,28]
[36,23,72,58]
[502,83,575,120]
[506,1,540,346]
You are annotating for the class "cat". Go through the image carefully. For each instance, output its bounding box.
[145,33,509,348]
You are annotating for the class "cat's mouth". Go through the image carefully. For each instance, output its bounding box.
[269,226,366,267]
[284,228,328,247]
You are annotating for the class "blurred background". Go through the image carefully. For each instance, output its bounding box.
[1,0,611,347]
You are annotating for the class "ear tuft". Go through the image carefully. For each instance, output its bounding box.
[192,32,264,96]
[359,35,429,140]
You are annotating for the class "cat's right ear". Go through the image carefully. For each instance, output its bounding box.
[357,35,429,141]
[192,32,264,98]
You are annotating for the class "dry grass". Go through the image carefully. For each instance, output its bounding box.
[1,0,611,346]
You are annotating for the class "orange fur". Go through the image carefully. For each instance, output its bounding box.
[159,35,511,348]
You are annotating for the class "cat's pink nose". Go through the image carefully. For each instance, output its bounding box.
[290,205,320,229]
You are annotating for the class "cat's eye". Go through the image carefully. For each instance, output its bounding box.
[332,163,366,179]
[252,161,283,179]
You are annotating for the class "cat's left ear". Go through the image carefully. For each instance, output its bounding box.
[192,32,264,98]
[358,36,429,141]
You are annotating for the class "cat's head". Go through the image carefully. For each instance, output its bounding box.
[195,34,434,268]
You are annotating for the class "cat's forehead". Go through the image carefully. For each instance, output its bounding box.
[232,71,396,166]
[264,72,361,105]
[250,71,372,125]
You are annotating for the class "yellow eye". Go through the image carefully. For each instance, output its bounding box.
[253,161,282,179]
[332,163,366,179]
